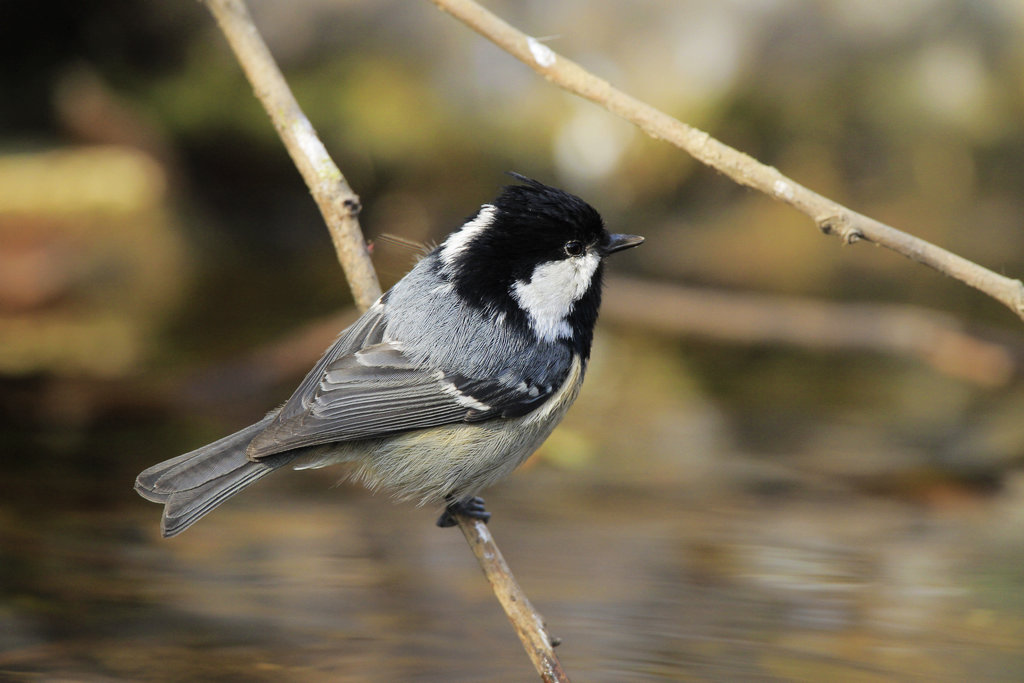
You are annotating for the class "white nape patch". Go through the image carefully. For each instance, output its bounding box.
[439,204,497,269]
[527,37,556,68]
[512,251,600,342]
[436,372,491,411]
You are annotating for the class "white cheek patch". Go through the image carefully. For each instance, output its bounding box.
[512,252,600,342]
[439,204,497,270]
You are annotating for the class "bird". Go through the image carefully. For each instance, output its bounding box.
[135,175,644,537]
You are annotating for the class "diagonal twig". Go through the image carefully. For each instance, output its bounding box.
[458,518,568,682]
[429,0,1024,323]
[200,0,567,680]
[203,0,381,311]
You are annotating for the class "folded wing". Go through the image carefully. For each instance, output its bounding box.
[246,341,566,458]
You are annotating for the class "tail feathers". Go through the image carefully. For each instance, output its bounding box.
[135,416,295,537]
[136,417,272,498]
[157,454,292,537]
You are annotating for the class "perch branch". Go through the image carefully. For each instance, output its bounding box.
[429,0,1024,322]
[200,0,564,679]
[202,0,380,310]
[458,518,569,683]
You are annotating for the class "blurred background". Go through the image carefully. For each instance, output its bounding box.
[3,0,1024,679]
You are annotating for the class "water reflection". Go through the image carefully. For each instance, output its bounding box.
[3,440,1023,680]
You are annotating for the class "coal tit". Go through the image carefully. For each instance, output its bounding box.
[135,175,644,536]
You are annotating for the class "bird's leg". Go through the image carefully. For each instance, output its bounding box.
[436,494,491,527]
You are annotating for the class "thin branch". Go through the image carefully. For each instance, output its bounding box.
[429,0,1024,323]
[202,0,381,311]
[200,0,565,679]
[458,518,569,683]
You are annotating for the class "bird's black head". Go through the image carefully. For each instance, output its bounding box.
[435,175,643,358]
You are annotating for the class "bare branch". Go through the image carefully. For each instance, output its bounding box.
[202,0,381,310]
[457,518,569,683]
[200,0,565,678]
[429,0,1024,323]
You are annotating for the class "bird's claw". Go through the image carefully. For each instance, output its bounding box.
[436,495,491,527]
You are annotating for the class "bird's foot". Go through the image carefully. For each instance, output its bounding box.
[436,495,491,527]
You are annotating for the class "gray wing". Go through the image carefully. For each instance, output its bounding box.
[245,341,567,458]
[273,297,390,425]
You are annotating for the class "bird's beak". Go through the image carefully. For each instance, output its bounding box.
[602,233,645,255]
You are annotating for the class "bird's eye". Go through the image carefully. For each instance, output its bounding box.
[564,240,585,257]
